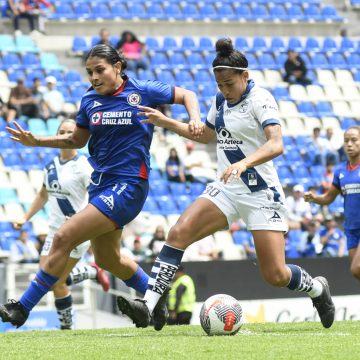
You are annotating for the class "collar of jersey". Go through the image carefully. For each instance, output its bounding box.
[226,79,255,108]
[59,154,79,165]
[347,160,360,171]
[112,75,128,96]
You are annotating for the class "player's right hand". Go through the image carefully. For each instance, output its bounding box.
[304,191,315,202]
[13,218,26,230]
[6,121,39,147]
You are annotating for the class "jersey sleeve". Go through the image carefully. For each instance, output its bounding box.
[76,99,90,129]
[252,89,281,129]
[205,96,216,130]
[146,80,175,106]
[332,166,341,189]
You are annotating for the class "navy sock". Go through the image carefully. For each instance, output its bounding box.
[20,269,59,313]
[144,244,184,313]
[287,264,313,292]
[124,265,149,295]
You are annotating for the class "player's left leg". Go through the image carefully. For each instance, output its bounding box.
[347,230,360,281]
[253,230,335,328]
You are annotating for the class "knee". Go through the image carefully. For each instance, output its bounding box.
[350,263,360,281]
[167,223,190,248]
[262,267,290,287]
[53,230,73,252]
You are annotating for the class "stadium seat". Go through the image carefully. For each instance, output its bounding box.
[108,3,127,19]
[182,4,201,20]
[272,86,290,101]
[305,37,321,52]
[50,3,75,20]
[252,5,269,21]
[168,53,188,70]
[138,69,156,81]
[150,180,170,197]
[28,118,48,136]
[163,4,183,20]
[168,182,189,196]
[73,3,92,19]
[150,53,169,70]
[316,101,333,116]
[288,37,302,52]
[0,187,18,204]
[199,37,213,51]
[217,4,236,20]
[163,37,178,52]
[322,5,342,21]
[64,70,82,85]
[322,37,338,52]
[277,166,294,185]
[147,4,166,20]
[156,195,179,215]
[90,3,111,20]
[175,70,193,86]
[176,195,193,212]
[270,37,286,52]
[156,70,175,84]
[329,53,347,69]
[15,35,38,53]
[234,37,250,52]
[40,53,63,70]
[199,4,219,21]
[189,182,206,197]
[2,53,21,70]
[126,3,147,19]
[72,36,88,53]
[145,37,161,51]
[0,35,17,52]
[304,5,321,21]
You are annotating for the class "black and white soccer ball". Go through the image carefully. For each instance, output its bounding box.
[200,294,243,336]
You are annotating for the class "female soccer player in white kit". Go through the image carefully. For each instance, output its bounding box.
[117,38,335,329]
[13,119,109,329]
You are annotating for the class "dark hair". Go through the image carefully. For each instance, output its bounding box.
[169,147,180,164]
[212,38,248,74]
[117,30,141,48]
[85,44,127,72]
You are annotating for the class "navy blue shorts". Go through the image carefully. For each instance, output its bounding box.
[345,228,360,250]
[88,172,149,228]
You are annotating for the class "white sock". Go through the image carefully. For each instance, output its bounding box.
[308,278,323,298]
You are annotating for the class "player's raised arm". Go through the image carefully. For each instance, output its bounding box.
[6,121,90,149]
[138,105,215,144]
[304,185,341,205]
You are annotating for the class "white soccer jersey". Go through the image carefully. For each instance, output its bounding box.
[43,155,93,228]
[206,81,282,195]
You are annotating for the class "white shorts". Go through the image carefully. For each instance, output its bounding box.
[200,181,289,232]
[41,226,91,259]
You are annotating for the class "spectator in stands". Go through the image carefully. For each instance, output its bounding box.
[183,141,216,184]
[0,95,6,118]
[185,235,221,261]
[167,265,196,325]
[116,30,149,72]
[97,28,111,46]
[242,235,256,260]
[319,216,345,257]
[31,77,46,118]
[148,225,166,258]
[6,0,54,36]
[286,184,313,230]
[298,221,321,258]
[132,237,151,263]
[305,126,360,281]
[310,127,334,166]
[35,233,46,255]
[325,127,342,163]
[42,76,65,119]
[165,147,187,183]
[283,50,311,86]
[10,230,39,263]
[6,77,39,123]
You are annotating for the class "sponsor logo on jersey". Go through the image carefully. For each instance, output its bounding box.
[216,127,243,150]
[153,263,178,295]
[127,93,141,106]
[341,183,360,195]
[49,179,61,191]
[269,211,282,223]
[90,111,133,126]
[99,194,114,210]
[238,100,249,113]
[339,173,344,179]
[91,101,102,109]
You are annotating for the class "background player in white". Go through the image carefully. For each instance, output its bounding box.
[117,38,335,329]
[12,119,109,329]
[305,126,360,281]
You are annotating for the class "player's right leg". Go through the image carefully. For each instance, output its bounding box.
[348,231,360,281]
[117,196,229,329]
[0,204,116,328]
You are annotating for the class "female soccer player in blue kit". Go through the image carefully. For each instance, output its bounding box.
[117,38,335,329]
[305,126,360,281]
[1,44,202,330]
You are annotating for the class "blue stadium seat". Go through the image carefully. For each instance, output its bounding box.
[50,3,75,20]
[293,166,311,185]
[168,53,187,70]
[127,3,147,19]
[270,37,286,52]
[26,70,45,86]
[316,101,333,116]
[142,196,160,213]
[340,37,355,52]
[163,4,183,20]
[109,3,127,19]
[2,53,21,70]
[346,54,360,69]
[305,37,320,52]
[175,70,193,86]
[304,4,321,21]
[298,102,316,116]
[328,196,344,214]
[64,70,82,85]
[244,53,259,69]
[310,165,325,183]
[147,4,166,20]
[235,37,250,52]
[283,135,294,148]
[149,169,163,180]
[72,36,88,53]
[285,148,303,166]
[182,4,200,20]
[40,53,63,70]
[20,151,42,170]
[194,70,212,84]
[171,104,188,120]
[90,3,111,20]
[22,53,40,69]
[150,53,169,70]
[310,53,329,69]
[354,70,360,82]
[0,35,17,52]
[15,35,38,53]
[269,5,287,21]
[156,70,175,83]
[28,118,48,136]
[199,37,213,51]
[168,182,189,196]
[73,3,92,19]
[294,135,312,147]
[277,166,294,185]
[70,85,87,102]
[275,53,288,69]
[287,5,304,21]
[234,4,253,20]
[150,180,170,196]
[176,195,193,212]
[217,4,236,20]
[322,5,342,21]
[328,53,347,69]
[252,37,267,52]
[45,69,65,84]
[2,152,21,168]
[272,87,290,100]
[138,69,156,81]
[340,117,356,130]
[190,182,206,197]
[201,86,216,100]
[163,37,178,52]
[252,5,269,21]
[181,37,197,51]
[288,37,302,52]
[187,53,204,68]
[156,195,179,215]
[0,132,14,150]
[145,37,161,51]
[233,231,251,245]
[199,4,219,20]
[0,222,13,232]
[258,53,276,69]
[322,37,337,52]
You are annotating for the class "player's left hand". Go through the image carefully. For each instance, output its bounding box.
[138,105,168,127]
[188,120,204,139]
[221,162,247,184]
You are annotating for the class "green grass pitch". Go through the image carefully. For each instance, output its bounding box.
[1,321,359,360]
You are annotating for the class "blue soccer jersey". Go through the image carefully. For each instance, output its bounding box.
[76,76,175,178]
[332,161,360,231]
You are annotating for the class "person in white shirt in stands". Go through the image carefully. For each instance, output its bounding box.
[10,230,39,263]
[42,76,65,119]
[286,184,313,230]
[117,38,335,330]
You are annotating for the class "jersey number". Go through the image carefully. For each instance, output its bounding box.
[204,185,220,197]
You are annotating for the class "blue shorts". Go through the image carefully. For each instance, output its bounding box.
[88,172,149,229]
[345,228,360,250]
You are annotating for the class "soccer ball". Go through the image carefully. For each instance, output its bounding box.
[200,294,243,336]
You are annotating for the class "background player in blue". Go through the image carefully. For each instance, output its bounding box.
[305,126,360,280]
[117,38,335,330]
[12,119,110,329]
[1,44,202,330]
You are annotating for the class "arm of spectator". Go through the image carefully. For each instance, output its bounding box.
[338,236,345,257]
